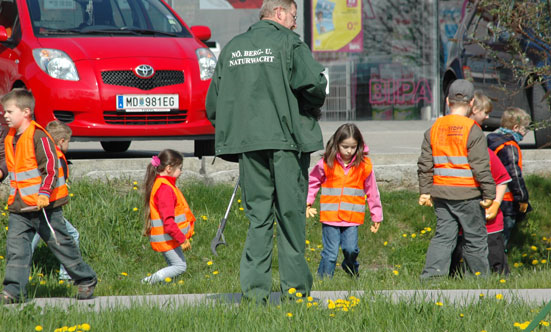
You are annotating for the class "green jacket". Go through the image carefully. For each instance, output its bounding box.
[206,20,327,158]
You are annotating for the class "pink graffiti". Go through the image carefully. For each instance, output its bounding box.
[369,78,433,105]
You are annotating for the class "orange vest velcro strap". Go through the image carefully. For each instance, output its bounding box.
[503,187,513,202]
[5,121,68,206]
[430,115,480,188]
[319,157,372,224]
[149,177,195,252]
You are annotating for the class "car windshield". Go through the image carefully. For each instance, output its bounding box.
[26,0,192,37]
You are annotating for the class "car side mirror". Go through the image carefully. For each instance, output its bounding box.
[190,25,211,42]
[0,26,8,42]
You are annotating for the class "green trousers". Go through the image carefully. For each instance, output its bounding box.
[238,150,312,303]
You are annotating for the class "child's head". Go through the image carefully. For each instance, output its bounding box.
[46,120,72,153]
[1,89,35,132]
[501,107,531,136]
[323,123,365,168]
[469,90,493,125]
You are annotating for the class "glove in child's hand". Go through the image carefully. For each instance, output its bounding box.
[306,205,317,218]
[370,222,380,233]
[36,195,50,209]
[181,239,191,251]
[519,202,529,213]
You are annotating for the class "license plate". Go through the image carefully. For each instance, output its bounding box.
[116,94,178,111]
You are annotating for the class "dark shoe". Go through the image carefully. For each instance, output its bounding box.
[76,278,97,300]
[1,290,18,304]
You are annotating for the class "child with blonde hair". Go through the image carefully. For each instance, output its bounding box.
[306,123,383,278]
[142,149,194,284]
[487,107,532,248]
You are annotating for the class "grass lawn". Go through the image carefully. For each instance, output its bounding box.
[0,175,550,331]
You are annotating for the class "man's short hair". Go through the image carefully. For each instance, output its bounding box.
[501,107,531,129]
[259,0,296,20]
[46,120,72,142]
[1,89,35,114]
[448,79,474,103]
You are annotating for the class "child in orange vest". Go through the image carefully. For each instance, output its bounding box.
[306,123,383,278]
[142,149,194,284]
[1,89,96,304]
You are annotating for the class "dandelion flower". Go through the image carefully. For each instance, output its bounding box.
[435,301,443,306]
[426,227,432,232]
[133,186,138,190]
[542,259,547,264]
[1,212,5,216]
[522,253,528,257]
[327,300,336,309]
[305,240,310,245]
[164,277,172,283]
[296,299,303,303]
[132,207,138,211]
[288,288,296,295]
[5,226,8,231]
[40,280,46,285]
[295,292,302,298]
[329,313,335,317]
[0,256,3,260]
[383,241,388,246]
[69,193,74,197]
[495,294,503,300]
[513,262,520,268]
[213,271,219,275]
[307,296,313,302]
[35,326,43,331]
[286,313,293,318]
[342,307,349,312]
[479,293,484,298]
[80,323,91,331]
[531,245,538,251]
[460,313,464,318]
[202,215,207,220]
[207,261,213,266]
[393,270,399,276]
[402,233,407,238]
[499,279,506,284]
[307,302,313,308]
[59,280,64,285]
[411,233,416,238]
[239,207,244,211]
[475,271,481,276]
[532,259,539,265]
[237,199,241,203]
[120,272,128,276]
[178,280,184,285]
[541,321,550,327]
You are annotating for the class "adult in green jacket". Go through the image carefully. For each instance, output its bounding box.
[206,0,327,303]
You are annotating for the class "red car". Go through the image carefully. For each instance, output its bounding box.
[0,0,216,154]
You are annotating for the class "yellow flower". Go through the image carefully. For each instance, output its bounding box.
[495,294,503,300]
[213,271,219,275]
[69,193,74,197]
[459,313,464,318]
[40,280,46,285]
[239,207,244,211]
[383,241,388,246]
[541,321,550,327]
[307,302,313,308]
[121,272,128,276]
[178,280,184,285]
[207,261,213,266]
[0,256,4,260]
[310,248,315,252]
[421,230,426,234]
[164,277,172,283]
[29,276,33,281]
[435,301,443,306]
[542,259,547,264]
[531,245,538,251]
[1,212,5,216]
[296,299,303,303]
[522,253,528,257]
[327,300,336,309]
[80,323,91,331]
[288,288,296,294]
[479,293,485,298]
[305,240,310,245]
[68,326,76,332]
[59,280,64,285]
[513,262,520,268]
[307,296,313,302]
[402,233,407,238]
[532,259,539,265]
[133,186,138,190]
[5,226,7,231]
[426,227,432,232]
[342,307,349,312]
[237,199,241,203]
[4,205,7,210]
[286,312,293,318]
[132,207,138,211]
[411,233,417,238]
[295,292,303,298]
[393,270,399,276]
[202,215,207,220]
[35,326,43,331]
[475,271,481,276]
[329,313,335,317]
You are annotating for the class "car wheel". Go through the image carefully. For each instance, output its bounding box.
[531,84,551,149]
[100,141,131,153]
[194,139,214,158]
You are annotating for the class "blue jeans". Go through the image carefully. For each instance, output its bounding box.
[142,247,187,284]
[317,224,359,278]
[31,218,80,280]
[2,208,96,300]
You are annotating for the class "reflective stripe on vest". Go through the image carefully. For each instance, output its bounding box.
[5,121,68,206]
[430,115,480,188]
[494,141,522,202]
[148,177,195,252]
[319,157,372,224]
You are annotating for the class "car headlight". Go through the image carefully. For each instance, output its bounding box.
[196,48,217,81]
[32,49,79,81]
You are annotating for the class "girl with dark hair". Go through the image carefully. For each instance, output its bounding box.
[306,123,383,278]
[142,149,195,284]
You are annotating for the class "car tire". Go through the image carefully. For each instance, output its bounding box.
[531,84,551,149]
[100,141,131,153]
[194,139,215,158]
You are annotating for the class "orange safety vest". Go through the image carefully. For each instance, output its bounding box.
[149,177,195,252]
[494,141,522,202]
[5,121,68,206]
[430,115,480,188]
[319,157,373,224]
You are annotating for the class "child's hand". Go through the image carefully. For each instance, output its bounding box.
[370,222,380,233]
[36,195,50,209]
[418,194,433,207]
[519,202,529,213]
[306,205,317,218]
[485,200,500,220]
[181,239,191,251]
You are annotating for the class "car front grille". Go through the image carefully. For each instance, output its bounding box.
[103,110,187,125]
[101,70,185,90]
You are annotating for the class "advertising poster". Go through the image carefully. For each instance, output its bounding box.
[312,0,363,52]
[200,0,262,9]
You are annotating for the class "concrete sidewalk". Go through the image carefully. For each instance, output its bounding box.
[16,289,551,311]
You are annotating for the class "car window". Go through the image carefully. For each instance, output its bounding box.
[26,0,192,37]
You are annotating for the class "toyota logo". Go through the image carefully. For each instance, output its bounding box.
[134,64,155,78]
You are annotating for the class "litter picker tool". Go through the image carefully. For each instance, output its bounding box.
[210,176,239,256]
[21,206,60,245]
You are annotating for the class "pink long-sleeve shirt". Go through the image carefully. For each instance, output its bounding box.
[307,147,383,226]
